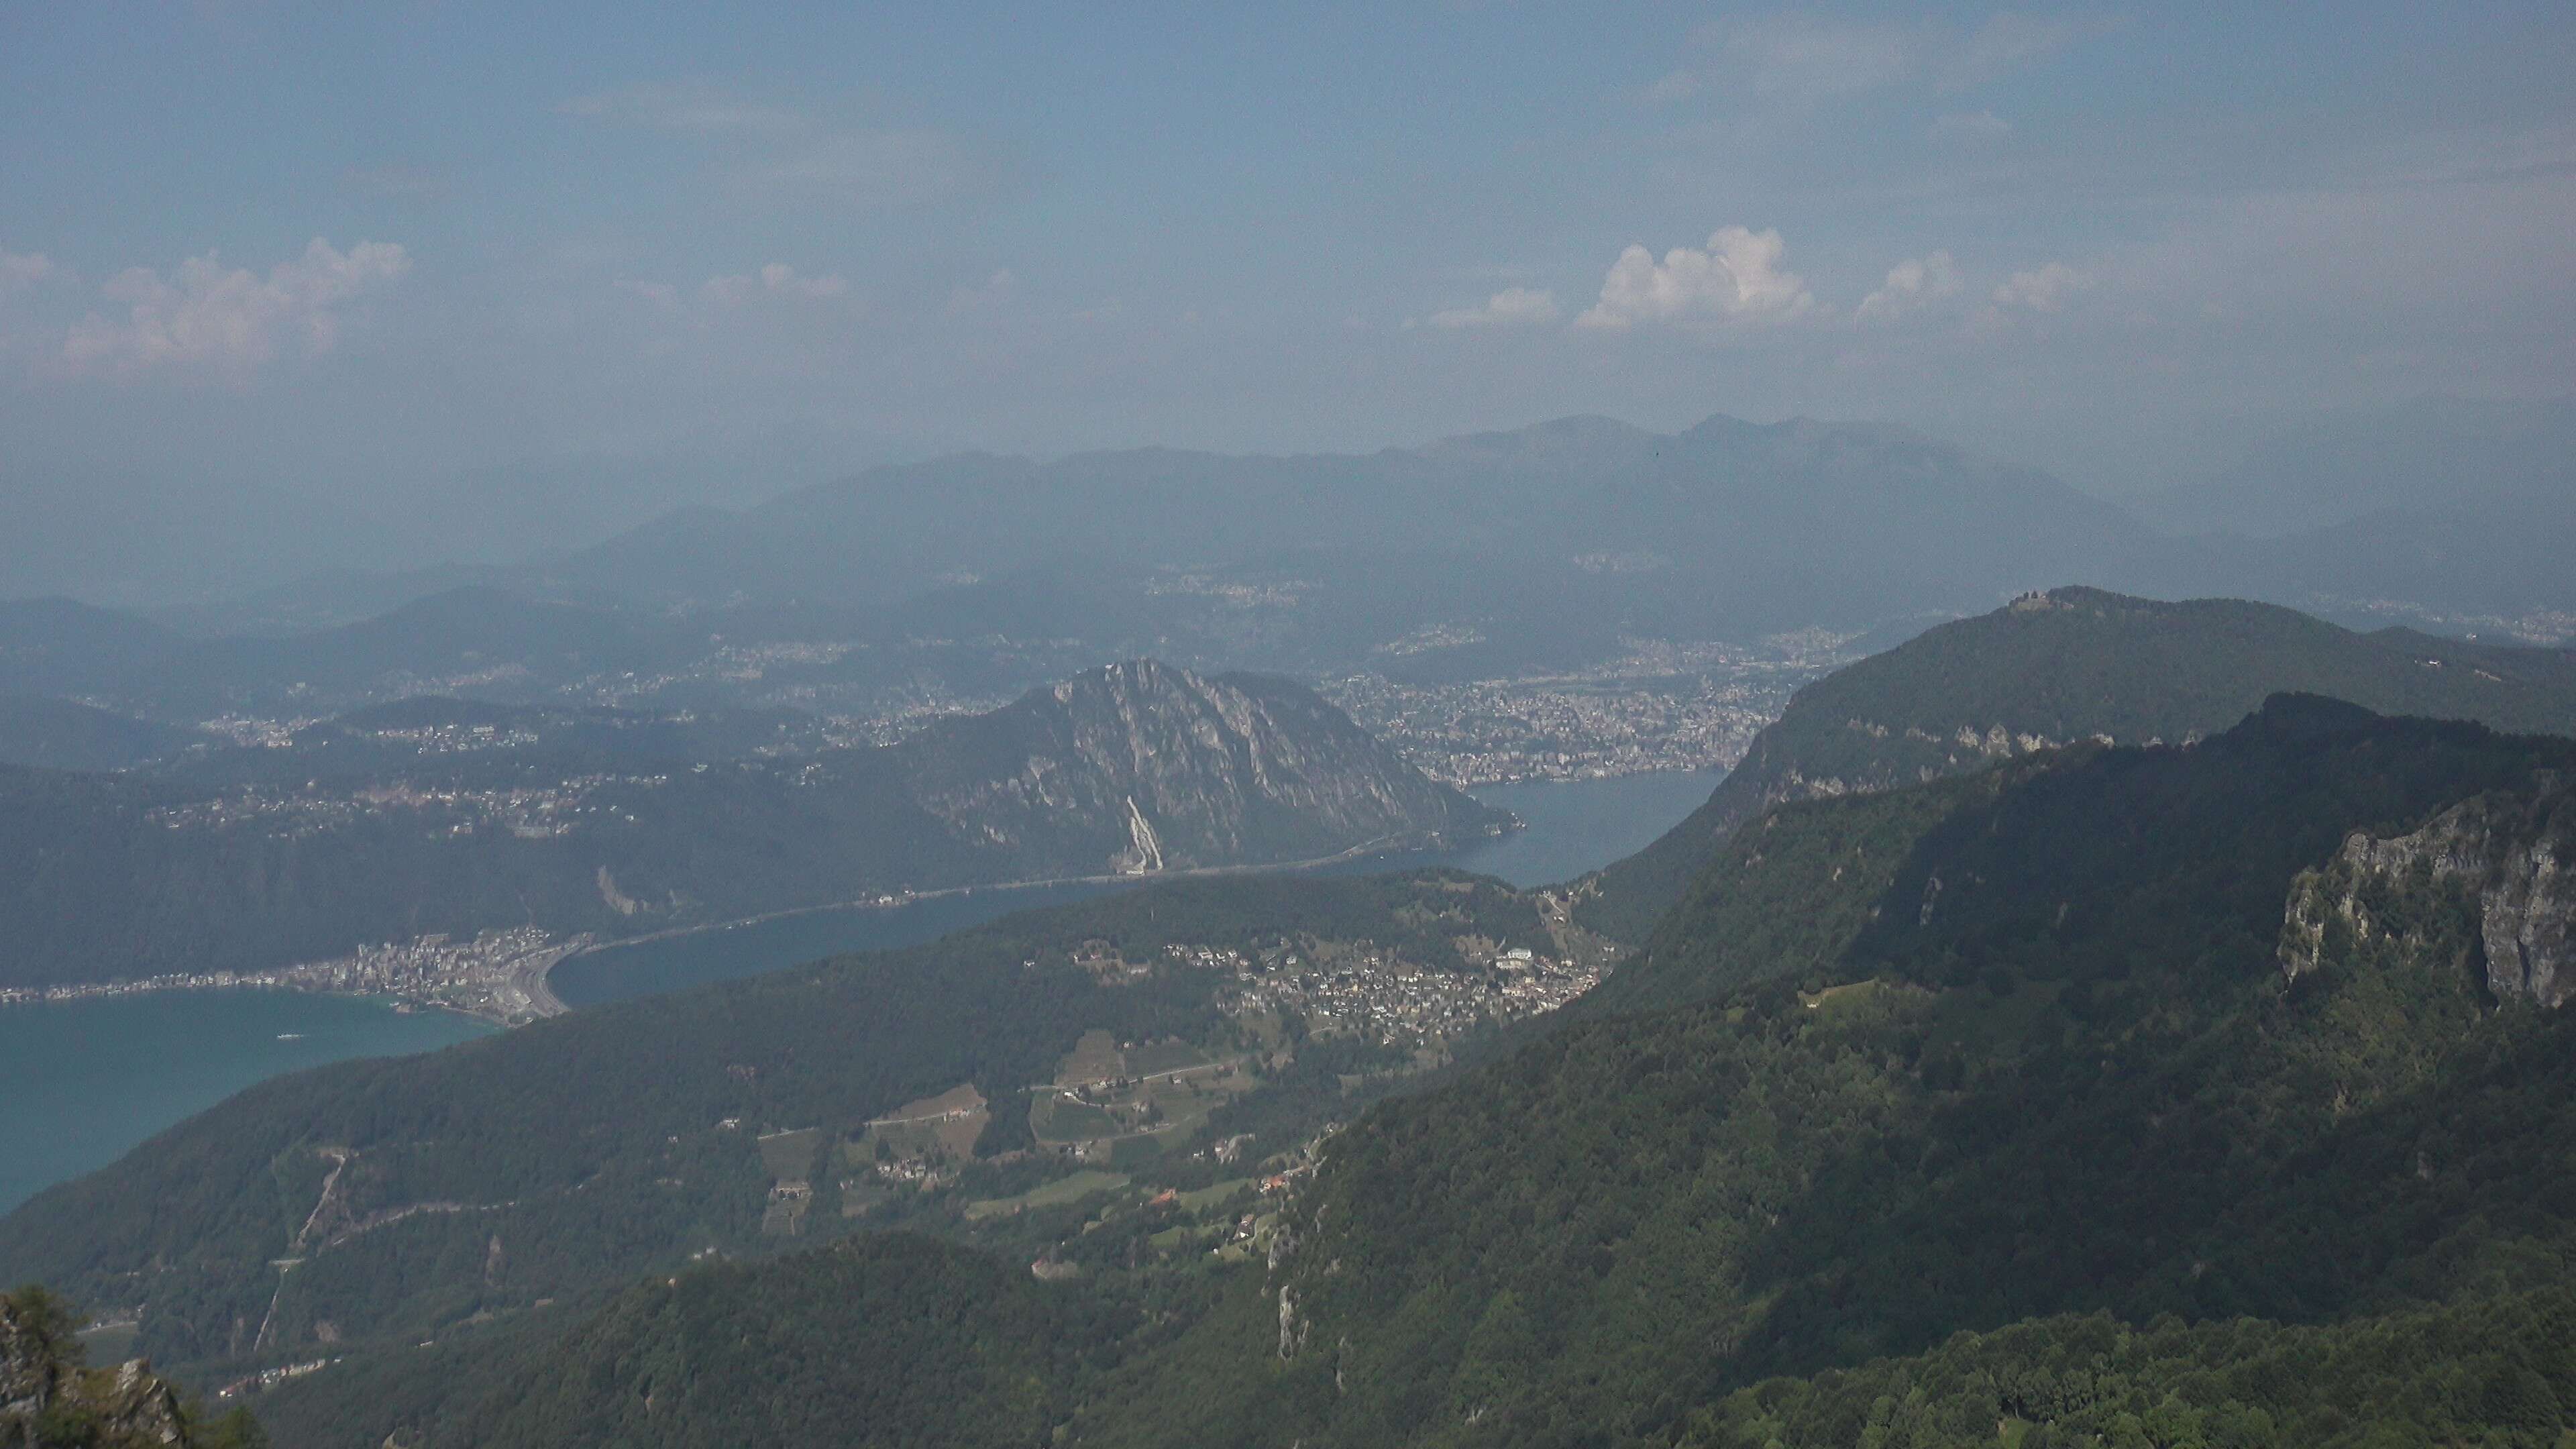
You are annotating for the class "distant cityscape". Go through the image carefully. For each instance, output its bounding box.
[1321,633,1856,786]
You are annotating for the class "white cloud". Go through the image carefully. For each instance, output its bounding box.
[1428,286,1562,329]
[1575,227,1813,331]
[1931,110,2012,144]
[702,262,851,305]
[1857,251,1965,321]
[60,238,409,378]
[1992,262,2090,313]
[2,252,63,290]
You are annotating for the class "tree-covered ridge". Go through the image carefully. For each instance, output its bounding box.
[454,1234,1106,1449]
[0,696,206,773]
[1685,1287,2576,1448]
[1068,698,2576,1447]
[0,658,1501,990]
[1579,587,2576,943]
[1572,765,2012,1019]
[0,871,1546,1395]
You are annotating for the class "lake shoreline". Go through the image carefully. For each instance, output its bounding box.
[0,824,1507,1025]
[563,822,1496,963]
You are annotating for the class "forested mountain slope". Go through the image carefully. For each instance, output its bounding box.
[1580,587,2576,942]
[0,696,205,772]
[0,659,1498,990]
[458,1234,1103,1449]
[0,871,1552,1407]
[1066,697,2576,1446]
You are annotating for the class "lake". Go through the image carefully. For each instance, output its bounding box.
[0,991,491,1214]
[0,767,1719,1212]
[554,767,1723,1008]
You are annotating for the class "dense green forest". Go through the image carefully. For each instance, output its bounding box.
[1683,1288,2576,1448]
[456,1234,1110,1449]
[0,660,1497,990]
[1580,587,2576,942]
[1061,697,2576,1446]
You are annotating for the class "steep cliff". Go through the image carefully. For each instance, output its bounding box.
[2282,772,2574,1008]
[1,1288,225,1448]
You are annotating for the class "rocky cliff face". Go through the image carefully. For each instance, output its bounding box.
[893,659,1505,875]
[2,1291,192,1448]
[2281,772,2575,1007]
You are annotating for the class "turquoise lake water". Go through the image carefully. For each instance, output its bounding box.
[1,767,1720,1212]
[0,991,491,1213]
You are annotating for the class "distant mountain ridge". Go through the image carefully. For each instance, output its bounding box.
[1578,586,2576,943]
[0,659,1499,991]
[13,411,2575,738]
[0,696,207,772]
[899,659,1489,871]
[69,415,2161,685]
[517,413,2161,628]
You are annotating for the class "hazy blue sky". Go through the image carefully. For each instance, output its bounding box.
[3,3,2570,515]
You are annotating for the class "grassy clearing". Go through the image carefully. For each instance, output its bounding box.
[965,1170,1129,1220]
[1796,979,1889,1014]
[1032,1097,1122,1142]
[756,1128,822,1180]
[1126,1039,1209,1075]
[1178,1178,1254,1212]
[1055,1029,1126,1086]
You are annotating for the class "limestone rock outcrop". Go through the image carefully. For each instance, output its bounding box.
[2280,773,2573,1007]
[2,1291,193,1448]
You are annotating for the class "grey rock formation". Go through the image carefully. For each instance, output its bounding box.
[2,1291,192,1448]
[2280,773,2574,1007]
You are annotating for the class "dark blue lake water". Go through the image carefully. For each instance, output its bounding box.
[553,768,1721,1008]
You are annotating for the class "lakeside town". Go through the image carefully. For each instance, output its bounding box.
[1169,890,1619,1049]
[0,926,587,1026]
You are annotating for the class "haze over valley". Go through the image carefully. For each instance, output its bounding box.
[5,5,2576,1447]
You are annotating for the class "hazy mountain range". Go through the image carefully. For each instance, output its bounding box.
[4,411,2571,763]
[0,660,1498,992]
